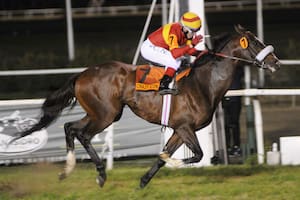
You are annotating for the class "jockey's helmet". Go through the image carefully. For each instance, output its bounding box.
[180,12,202,33]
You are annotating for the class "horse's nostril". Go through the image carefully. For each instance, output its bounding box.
[276,61,281,66]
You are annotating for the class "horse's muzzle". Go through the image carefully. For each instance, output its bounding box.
[266,60,281,73]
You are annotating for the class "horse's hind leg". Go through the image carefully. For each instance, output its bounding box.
[140,133,183,188]
[59,116,90,180]
[75,120,108,187]
[59,115,108,187]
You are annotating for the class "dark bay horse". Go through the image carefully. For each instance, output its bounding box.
[10,25,280,188]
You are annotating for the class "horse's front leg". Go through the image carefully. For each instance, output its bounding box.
[176,125,204,165]
[140,132,183,188]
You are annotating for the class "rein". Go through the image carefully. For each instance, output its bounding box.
[196,43,274,69]
[195,50,258,66]
[213,52,258,65]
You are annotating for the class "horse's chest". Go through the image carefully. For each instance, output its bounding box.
[173,97,212,122]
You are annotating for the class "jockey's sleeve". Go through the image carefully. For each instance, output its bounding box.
[169,35,194,58]
[186,47,198,56]
[171,46,191,59]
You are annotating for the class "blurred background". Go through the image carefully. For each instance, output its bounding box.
[0,0,299,99]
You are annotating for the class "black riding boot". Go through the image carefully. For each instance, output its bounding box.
[158,75,178,95]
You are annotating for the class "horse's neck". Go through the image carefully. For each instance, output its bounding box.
[203,39,239,106]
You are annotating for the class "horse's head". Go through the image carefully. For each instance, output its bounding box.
[234,24,280,72]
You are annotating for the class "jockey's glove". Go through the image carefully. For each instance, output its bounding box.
[192,35,203,47]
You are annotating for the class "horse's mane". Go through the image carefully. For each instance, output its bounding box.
[212,32,233,52]
[192,32,233,67]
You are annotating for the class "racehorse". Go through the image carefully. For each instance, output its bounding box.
[10,25,280,188]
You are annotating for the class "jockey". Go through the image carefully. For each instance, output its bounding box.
[141,11,203,95]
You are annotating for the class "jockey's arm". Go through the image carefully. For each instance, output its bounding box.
[185,34,204,56]
[170,43,200,58]
[170,46,191,59]
[168,33,203,59]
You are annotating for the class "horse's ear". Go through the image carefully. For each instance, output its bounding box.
[234,24,246,34]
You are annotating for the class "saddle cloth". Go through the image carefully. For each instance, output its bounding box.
[135,65,191,91]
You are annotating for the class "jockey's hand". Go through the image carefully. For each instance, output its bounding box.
[192,35,203,46]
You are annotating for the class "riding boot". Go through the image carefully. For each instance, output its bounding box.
[159,75,178,95]
[159,74,172,90]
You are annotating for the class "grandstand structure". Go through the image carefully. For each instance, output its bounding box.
[1,0,300,21]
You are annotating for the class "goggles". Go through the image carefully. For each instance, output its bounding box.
[182,25,200,34]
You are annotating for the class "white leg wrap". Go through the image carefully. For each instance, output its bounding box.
[159,152,184,168]
[64,150,76,176]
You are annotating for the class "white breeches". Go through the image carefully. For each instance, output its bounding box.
[141,39,182,70]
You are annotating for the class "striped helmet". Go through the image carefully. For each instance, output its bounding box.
[180,12,201,32]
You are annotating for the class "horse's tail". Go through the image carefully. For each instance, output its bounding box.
[9,73,80,144]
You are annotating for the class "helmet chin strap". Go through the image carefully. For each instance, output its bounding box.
[182,28,192,40]
[186,34,193,40]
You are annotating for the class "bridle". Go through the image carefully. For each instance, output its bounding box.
[214,45,274,69]
[198,34,275,70]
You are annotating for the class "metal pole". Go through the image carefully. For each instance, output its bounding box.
[253,99,264,164]
[244,65,251,106]
[244,65,253,159]
[168,0,175,23]
[106,124,114,170]
[66,0,75,61]
[162,0,168,25]
[174,0,180,21]
[132,0,157,65]
[257,0,264,87]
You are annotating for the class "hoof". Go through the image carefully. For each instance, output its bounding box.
[211,155,220,165]
[96,176,106,188]
[58,172,67,181]
[140,180,148,189]
[140,176,150,189]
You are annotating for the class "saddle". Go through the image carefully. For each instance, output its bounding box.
[135,65,191,91]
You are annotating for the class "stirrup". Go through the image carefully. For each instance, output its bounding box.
[159,88,179,95]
